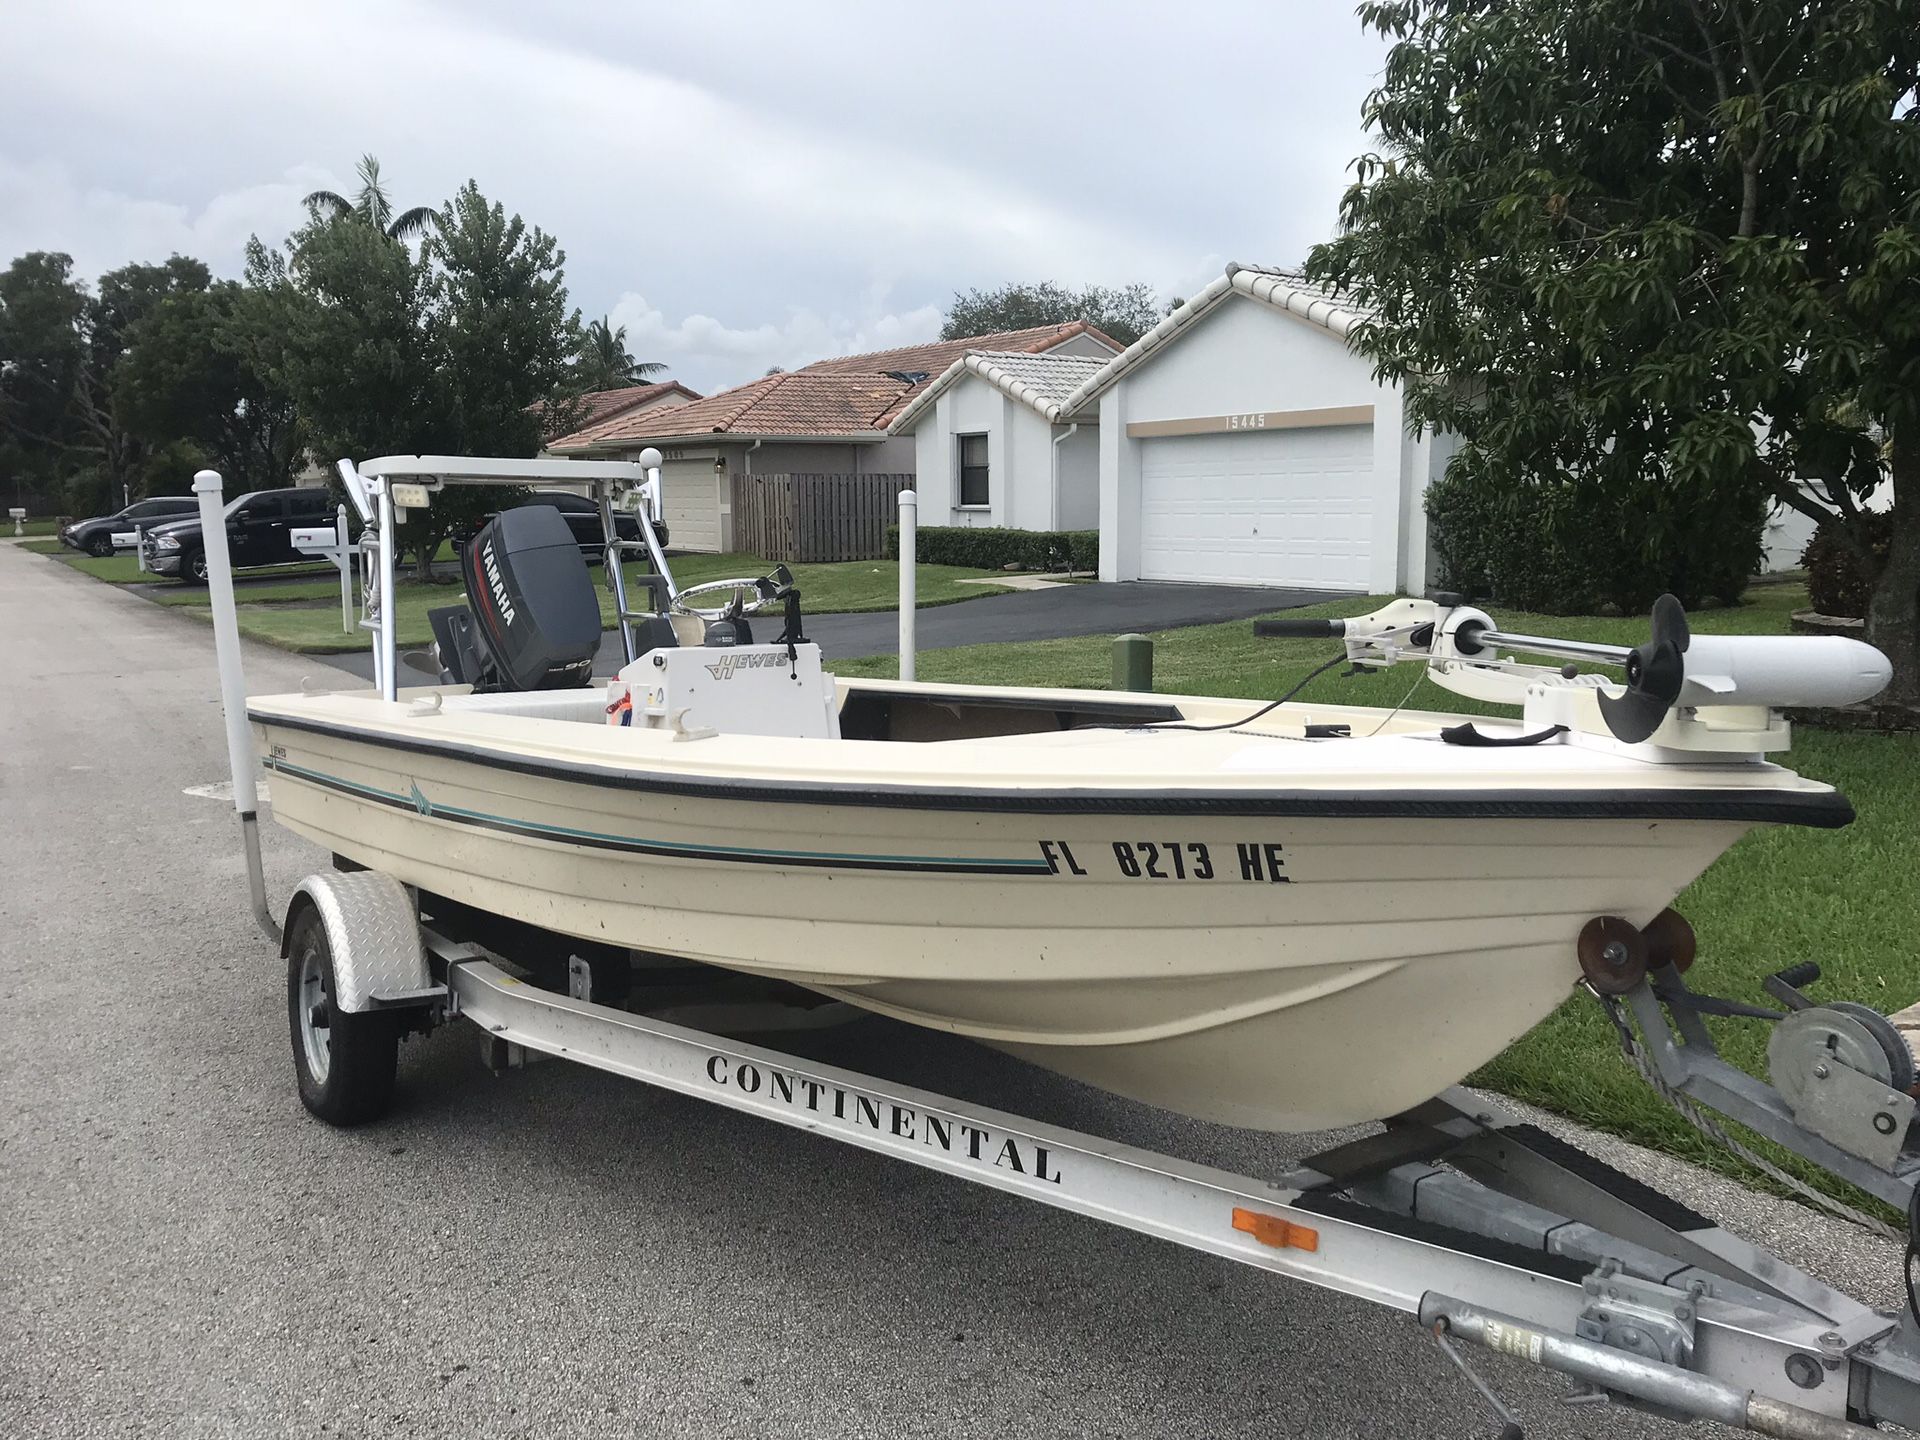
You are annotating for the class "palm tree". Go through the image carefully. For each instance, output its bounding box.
[303,154,438,240]
[577,316,667,390]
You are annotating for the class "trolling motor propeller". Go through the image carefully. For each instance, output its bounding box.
[1596,594,1690,744]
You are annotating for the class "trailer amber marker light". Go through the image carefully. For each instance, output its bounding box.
[1231,1207,1319,1252]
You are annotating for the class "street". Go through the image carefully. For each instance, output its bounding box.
[0,543,1900,1440]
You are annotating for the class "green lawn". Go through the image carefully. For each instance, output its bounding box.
[838,583,1920,1195]
[8,518,60,536]
[181,553,1010,653]
[20,536,338,586]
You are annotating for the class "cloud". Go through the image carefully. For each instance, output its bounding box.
[605,292,947,386]
[1,0,1390,390]
[0,157,327,284]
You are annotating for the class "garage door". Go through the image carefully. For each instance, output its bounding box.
[1138,427,1373,587]
[661,457,722,553]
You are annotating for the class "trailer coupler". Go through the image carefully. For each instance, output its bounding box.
[1421,1296,1877,1439]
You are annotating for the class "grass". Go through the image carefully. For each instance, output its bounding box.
[838,584,1920,1193]
[19,536,336,586]
[7,518,60,536]
[176,553,1011,653]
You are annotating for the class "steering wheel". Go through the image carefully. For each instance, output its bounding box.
[670,569,791,621]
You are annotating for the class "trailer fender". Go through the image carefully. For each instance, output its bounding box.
[281,871,432,1014]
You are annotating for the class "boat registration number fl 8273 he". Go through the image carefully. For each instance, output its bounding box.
[1039,839,1287,881]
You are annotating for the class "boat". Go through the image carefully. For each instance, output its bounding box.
[245,455,1892,1132]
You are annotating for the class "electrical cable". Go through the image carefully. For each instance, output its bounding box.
[1130,651,1351,734]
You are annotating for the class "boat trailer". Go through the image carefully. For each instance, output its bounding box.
[188,462,1920,1437]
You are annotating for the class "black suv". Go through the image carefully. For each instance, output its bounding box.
[142,486,342,582]
[61,497,199,557]
[452,491,652,561]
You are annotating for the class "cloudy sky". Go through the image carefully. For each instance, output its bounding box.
[1,0,1389,393]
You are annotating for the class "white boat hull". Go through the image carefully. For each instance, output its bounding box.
[247,688,1793,1131]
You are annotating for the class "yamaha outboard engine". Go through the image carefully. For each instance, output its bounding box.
[428,504,601,692]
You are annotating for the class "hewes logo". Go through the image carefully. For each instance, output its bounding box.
[704,652,787,680]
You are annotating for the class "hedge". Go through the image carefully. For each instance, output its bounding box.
[1425,458,1766,614]
[886,525,1097,572]
[1802,513,1893,618]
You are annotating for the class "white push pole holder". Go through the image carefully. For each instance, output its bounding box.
[193,469,279,944]
[337,506,353,634]
[898,488,918,683]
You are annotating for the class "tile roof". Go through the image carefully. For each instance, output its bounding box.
[548,321,1124,451]
[795,320,1122,378]
[550,372,919,450]
[531,381,701,439]
[887,350,1113,434]
[1058,263,1373,417]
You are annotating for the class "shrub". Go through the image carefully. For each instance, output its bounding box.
[887,525,1097,573]
[1425,458,1766,614]
[1802,512,1893,618]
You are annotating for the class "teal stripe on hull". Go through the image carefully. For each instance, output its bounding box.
[262,755,1050,875]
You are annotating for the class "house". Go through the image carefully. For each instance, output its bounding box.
[534,381,701,450]
[1063,263,1453,592]
[886,351,1109,531]
[890,265,1451,591]
[547,323,1122,551]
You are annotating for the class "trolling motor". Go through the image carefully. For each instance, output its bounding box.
[1259,594,1891,751]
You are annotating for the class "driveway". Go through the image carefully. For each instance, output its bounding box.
[1,540,1905,1438]
[317,579,1343,681]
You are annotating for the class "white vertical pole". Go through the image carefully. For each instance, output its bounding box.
[193,468,278,943]
[377,484,398,701]
[898,488,917,683]
[336,505,353,635]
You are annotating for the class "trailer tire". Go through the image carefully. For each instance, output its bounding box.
[287,905,401,1125]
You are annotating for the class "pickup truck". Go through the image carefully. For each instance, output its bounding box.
[142,486,342,582]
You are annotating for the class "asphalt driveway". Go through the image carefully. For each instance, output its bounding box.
[318,578,1344,682]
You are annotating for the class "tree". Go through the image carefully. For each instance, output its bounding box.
[268,180,584,577]
[574,316,666,390]
[0,252,89,505]
[1308,0,1920,703]
[112,282,305,491]
[940,281,1162,346]
[0,252,211,509]
[304,154,438,240]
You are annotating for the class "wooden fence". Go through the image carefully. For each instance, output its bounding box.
[729,473,912,563]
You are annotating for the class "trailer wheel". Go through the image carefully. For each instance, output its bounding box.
[287,905,400,1125]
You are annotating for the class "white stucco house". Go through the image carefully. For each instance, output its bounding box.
[885,351,1109,531]
[889,264,1457,593]
[1065,264,1458,592]
[549,324,1121,552]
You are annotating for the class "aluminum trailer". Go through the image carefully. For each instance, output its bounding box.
[189,461,1920,1438]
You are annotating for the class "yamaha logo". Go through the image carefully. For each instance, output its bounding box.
[480,539,516,627]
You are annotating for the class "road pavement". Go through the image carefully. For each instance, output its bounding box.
[0,542,1899,1439]
[317,577,1341,682]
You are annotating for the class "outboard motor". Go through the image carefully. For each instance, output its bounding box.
[428,505,601,692]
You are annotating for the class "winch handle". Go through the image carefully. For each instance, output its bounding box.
[1253,617,1347,639]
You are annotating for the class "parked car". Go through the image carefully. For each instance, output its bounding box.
[60,497,199,558]
[142,486,342,583]
[452,491,657,561]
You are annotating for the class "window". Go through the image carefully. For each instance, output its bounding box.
[957,433,990,508]
[291,489,332,517]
